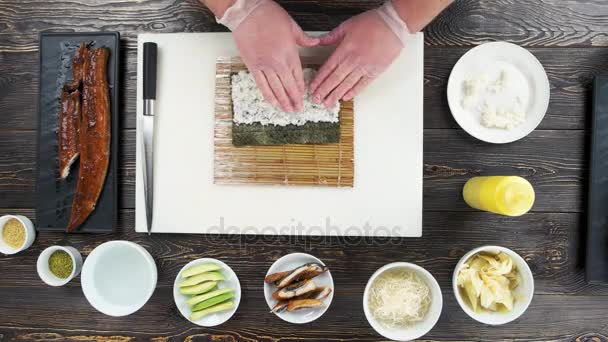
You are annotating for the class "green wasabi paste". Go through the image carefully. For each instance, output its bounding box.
[48,250,73,279]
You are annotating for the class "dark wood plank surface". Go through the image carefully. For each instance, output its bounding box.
[0,209,604,296]
[1,0,607,50]
[0,129,590,212]
[4,47,608,131]
[1,0,607,341]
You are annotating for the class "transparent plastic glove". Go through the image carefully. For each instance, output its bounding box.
[310,1,408,107]
[221,0,319,112]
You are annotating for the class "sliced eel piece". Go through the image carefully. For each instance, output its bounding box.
[67,47,111,232]
[286,299,324,312]
[272,264,310,288]
[274,263,329,288]
[264,270,290,284]
[306,286,332,300]
[72,43,87,83]
[296,264,329,281]
[272,279,317,300]
[65,42,87,90]
[58,87,81,179]
[271,301,289,313]
[270,286,332,313]
[58,43,88,179]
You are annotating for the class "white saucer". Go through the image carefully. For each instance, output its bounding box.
[447,42,550,144]
[264,253,334,324]
[173,258,241,327]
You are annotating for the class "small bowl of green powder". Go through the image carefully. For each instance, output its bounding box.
[37,246,83,286]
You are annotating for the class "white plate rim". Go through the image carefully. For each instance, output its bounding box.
[173,257,242,327]
[263,252,334,324]
[447,41,551,144]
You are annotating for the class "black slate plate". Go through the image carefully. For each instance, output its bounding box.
[586,76,608,284]
[36,32,119,233]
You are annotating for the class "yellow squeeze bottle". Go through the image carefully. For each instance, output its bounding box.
[463,176,535,216]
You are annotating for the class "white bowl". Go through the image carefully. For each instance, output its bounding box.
[174,258,241,326]
[0,215,36,255]
[37,246,83,286]
[363,262,443,341]
[81,241,157,317]
[452,245,534,325]
[264,253,334,324]
[447,42,550,144]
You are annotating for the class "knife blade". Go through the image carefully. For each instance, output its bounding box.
[142,42,157,235]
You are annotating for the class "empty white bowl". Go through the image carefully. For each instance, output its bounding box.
[363,262,443,341]
[37,246,83,286]
[264,253,334,324]
[81,241,157,317]
[0,215,36,255]
[174,258,241,326]
[452,245,534,325]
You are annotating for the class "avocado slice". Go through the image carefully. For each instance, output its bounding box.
[190,301,234,321]
[182,263,222,278]
[178,272,225,288]
[186,288,232,307]
[179,281,218,295]
[191,292,234,312]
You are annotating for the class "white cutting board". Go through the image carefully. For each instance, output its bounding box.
[136,32,423,237]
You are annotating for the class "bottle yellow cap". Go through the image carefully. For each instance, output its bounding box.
[496,177,535,216]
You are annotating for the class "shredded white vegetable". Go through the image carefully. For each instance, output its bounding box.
[368,269,431,328]
[457,252,519,313]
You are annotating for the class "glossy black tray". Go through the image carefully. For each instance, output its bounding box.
[36,32,120,233]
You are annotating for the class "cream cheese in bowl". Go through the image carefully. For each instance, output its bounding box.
[447,41,550,144]
[81,241,157,316]
[461,62,531,130]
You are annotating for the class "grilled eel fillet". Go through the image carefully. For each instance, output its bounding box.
[66,47,111,232]
[58,87,81,179]
[58,43,87,179]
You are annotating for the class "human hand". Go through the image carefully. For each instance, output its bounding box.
[310,6,406,107]
[228,0,319,112]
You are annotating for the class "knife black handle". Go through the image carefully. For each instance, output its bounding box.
[143,42,158,101]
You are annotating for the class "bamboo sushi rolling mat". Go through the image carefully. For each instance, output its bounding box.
[214,60,354,187]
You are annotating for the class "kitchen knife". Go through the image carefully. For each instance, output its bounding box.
[142,42,157,235]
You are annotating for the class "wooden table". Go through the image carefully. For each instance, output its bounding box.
[1,0,607,340]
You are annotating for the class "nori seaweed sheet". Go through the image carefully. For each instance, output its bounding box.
[232,121,340,146]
